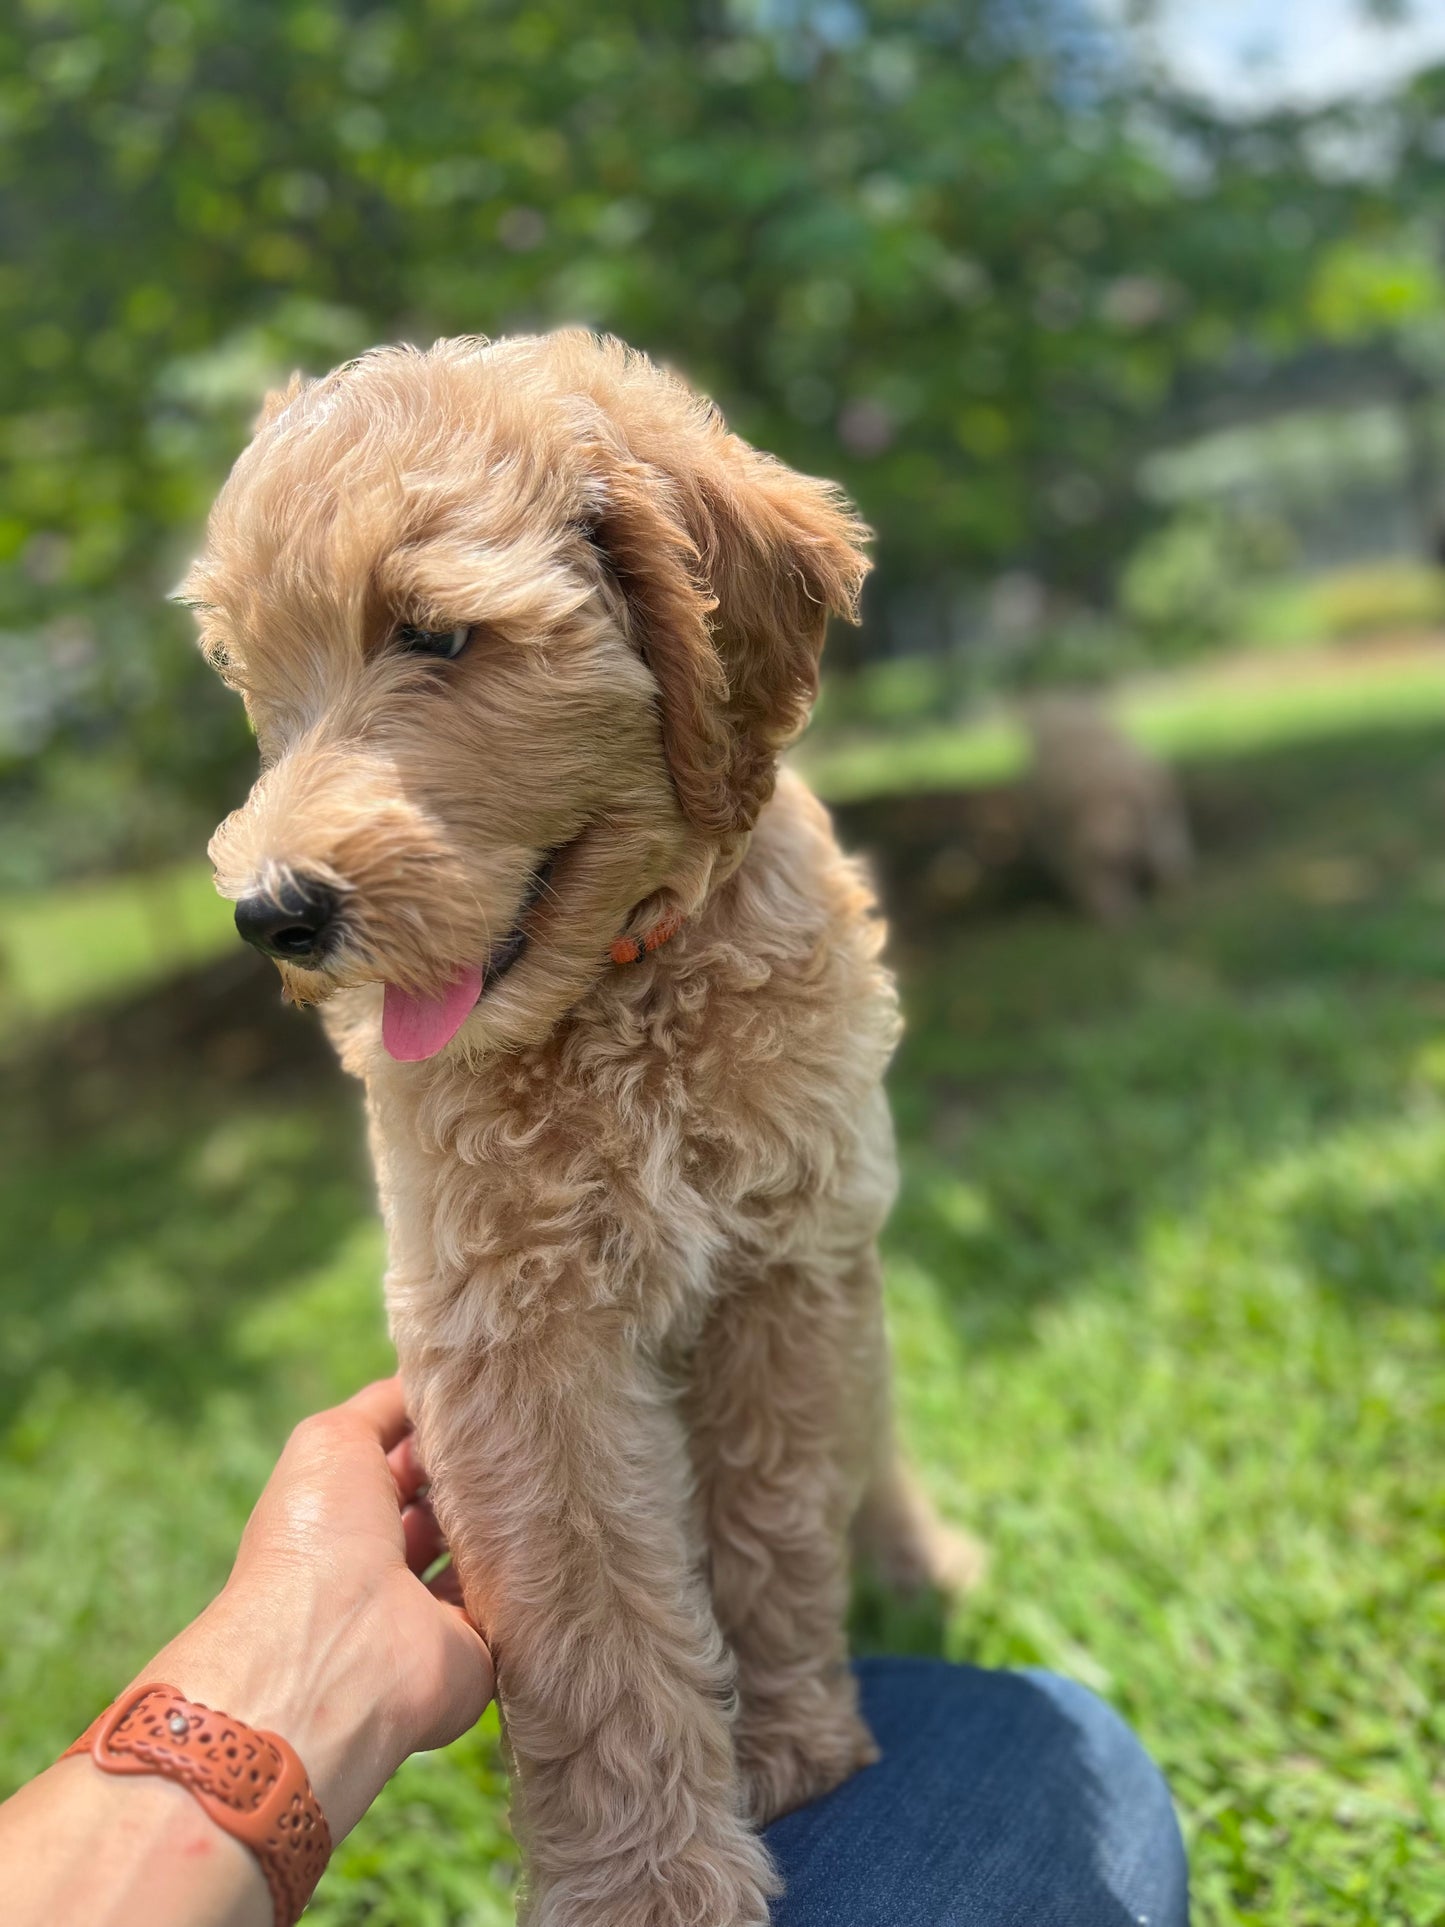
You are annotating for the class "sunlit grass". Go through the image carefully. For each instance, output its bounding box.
[0,1068,522,1927]
[0,861,232,1029]
[885,910,1445,1927]
[798,640,1445,801]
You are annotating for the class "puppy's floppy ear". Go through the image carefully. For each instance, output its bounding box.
[588,459,735,835]
[689,441,871,833]
[253,371,307,432]
[583,357,871,836]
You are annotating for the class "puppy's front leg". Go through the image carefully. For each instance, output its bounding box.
[407,1322,775,1927]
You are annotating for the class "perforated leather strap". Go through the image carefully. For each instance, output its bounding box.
[63,1682,331,1927]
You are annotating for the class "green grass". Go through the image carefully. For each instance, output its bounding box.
[799,639,1445,801]
[1251,562,1445,649]
[0,861,234,1025]
[877,730,1445,1923]
[3,695,1445,1922]
[0,1015,525,1926]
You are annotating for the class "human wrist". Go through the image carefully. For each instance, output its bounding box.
[141,1581,410,1840]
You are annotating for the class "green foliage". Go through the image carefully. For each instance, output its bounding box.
[0,0,1191,594]
[1310,235,1445,340]
[4,0,1427,883]
[1121,508,1291,658]
[1305,561,1445,641]
[1241,562,1445,652]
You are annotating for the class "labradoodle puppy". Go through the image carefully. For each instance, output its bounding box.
[186,332,968,1927]
[1022,693,1193,921]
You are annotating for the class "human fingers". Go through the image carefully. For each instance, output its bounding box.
[388,1430,428,1506]
[402,1499,447,1577]
[409,1609,494,1752]
[243,1386,413,1562]
[339,1375,411,1453]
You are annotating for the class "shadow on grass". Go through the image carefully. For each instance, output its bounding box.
[837,710,1445,941]
[0,948,370,1430]
[877,712,1445,1361]
[849,1569,953,1660]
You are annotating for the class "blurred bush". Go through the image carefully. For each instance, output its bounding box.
[1120,507,1294,660]
[5,1,1445,887]
[1305,560,1445,640]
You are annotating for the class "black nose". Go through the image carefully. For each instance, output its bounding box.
[234,878,340,963]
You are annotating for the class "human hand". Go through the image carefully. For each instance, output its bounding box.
[140,1378,493,1839]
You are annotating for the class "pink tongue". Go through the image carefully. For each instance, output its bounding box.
[382,966,485,1062]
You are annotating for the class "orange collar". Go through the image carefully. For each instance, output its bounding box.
[609,910,684,967]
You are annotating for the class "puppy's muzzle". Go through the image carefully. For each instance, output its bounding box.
[233,875,341,965]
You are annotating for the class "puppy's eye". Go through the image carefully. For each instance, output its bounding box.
[396,623,471,660]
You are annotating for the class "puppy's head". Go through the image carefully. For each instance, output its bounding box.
[184,332,869,1060]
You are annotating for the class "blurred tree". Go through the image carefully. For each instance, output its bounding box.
[0,0,1437,880]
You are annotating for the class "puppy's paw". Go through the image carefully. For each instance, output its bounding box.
[853,1463,989,1602]
[527,1819,777,1927]
[736,1699,879,1826]
[877,1512,989,1599]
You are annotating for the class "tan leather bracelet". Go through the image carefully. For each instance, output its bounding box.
[62,1682,331,1927]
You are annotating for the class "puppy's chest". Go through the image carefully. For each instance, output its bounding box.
[367,1017,864,1352]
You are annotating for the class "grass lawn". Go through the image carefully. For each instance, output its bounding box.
[3,692,1444,1923]
[0,860,234,1020]
[798,635,1445,800]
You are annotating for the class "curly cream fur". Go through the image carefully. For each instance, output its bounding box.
[187,332,966,1926]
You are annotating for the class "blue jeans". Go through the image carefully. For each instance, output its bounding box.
[764,1659,1189,1926]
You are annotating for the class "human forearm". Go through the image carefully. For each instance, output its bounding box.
[143,1576,411,1840]
[0,1380,491,1927]
[0,1584,394,1927]
[2,1756,269,1927]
